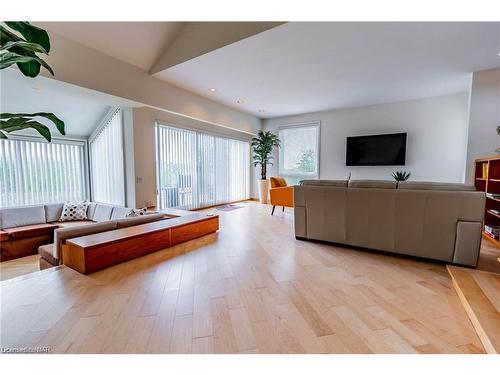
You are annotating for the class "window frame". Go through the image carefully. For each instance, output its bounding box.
[278,121,321,181]
[0,133,90,207]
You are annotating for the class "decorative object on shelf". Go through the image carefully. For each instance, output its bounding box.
[251,130,281,204]
[474,155,500,251]
[1,22,65,141]
[391,170,411,182]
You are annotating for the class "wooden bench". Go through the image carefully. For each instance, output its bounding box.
[63,213,219,274]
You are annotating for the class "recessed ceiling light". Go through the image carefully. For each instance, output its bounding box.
[236,99,245,104]
[497,52,500,57]
[209,88,216,92]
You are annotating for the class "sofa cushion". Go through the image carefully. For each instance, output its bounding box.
[115,213,167,228]
[38,243,58,266]
[110,206,132,220]
[0,230,9,242]
[300,180,348,187]
[348,180,397,189]
[3,223,58,240]
[397,181,476,191]
[87,202,97,221]
[56,220,95,228]
[44,203,64,223]
[270,177,288,188]
[126,207,148,217]
[60,201,89,221]
[0,205,46,229]
[53,221,118,261]
[93,204,114,222]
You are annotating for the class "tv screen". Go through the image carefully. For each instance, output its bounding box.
[346,133,407,166]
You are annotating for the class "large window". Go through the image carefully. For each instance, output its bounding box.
[156,124,250,210]
[89,109,125,206]
[0,137,87,207]
[278,122,320,184]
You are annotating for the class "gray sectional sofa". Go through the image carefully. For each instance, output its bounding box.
[0,202,168,268]
[294,179,486,267]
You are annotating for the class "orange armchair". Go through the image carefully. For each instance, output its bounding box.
[269,177,294,215]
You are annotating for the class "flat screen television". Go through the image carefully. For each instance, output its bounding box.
[346,133,407,166]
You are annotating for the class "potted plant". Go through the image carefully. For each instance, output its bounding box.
[1,22,65,141]
[391,170,411,182]
[251,130,281,203]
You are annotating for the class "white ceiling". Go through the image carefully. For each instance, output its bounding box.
[0,68,139,137]
[36,22,186,71]
[157,22,500,118]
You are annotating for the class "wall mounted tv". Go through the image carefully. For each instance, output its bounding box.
[346,133,407,166]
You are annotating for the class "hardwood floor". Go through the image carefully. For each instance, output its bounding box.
[0,255,39,281]
[0,202,487,353]
[447,266,500,354]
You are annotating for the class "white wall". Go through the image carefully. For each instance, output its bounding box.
[130,107,258,208]
[465,68,500,183]
[264,93,470,183]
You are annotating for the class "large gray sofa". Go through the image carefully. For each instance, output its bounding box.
[294,180,486,267]
[0,202,168,268]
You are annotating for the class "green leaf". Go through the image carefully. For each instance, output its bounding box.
[4,22,50,53]
[0,131,7,139]
[2,40,47,54]
[0,50,53,76]
[27,121,52,142]
[0,112,64,135]
[0,24,23,45]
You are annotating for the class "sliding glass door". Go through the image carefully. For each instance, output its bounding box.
[156,124,250,210]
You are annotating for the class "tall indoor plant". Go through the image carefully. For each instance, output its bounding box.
[251,130,281,203]
[0,21,65,141]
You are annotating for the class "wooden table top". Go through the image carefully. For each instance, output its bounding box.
[67,212,218,249]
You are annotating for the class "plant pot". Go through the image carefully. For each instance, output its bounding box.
[258,179,269,204]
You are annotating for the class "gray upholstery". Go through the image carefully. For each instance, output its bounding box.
[93,204,114,222]
[0,205,46,229]
[44,203,64,222]
[86,202,97,220]
[294,180,486,266]
[453,221,483,266]
[397,181,475,191]
[300,179,348,187]
[115,213,166,228]
[53,221,118,262]
[111,206,131,220]
[348,179,397,189]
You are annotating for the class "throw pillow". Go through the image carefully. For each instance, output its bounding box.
[126,207,148,217]
[59,201,89,222]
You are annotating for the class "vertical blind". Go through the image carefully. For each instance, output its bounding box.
[0,138,86,207]
[156,124,250,210]
[90,109,125,206]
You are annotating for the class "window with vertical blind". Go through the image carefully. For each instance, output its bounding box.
[89,109,125,206]
[0,137,87,207]
[278,122,320,185]
[156,124,250,210]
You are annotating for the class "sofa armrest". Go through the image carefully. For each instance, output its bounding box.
[453,221,482,267]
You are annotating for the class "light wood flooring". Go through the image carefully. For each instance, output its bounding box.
[447,266,500,354]
[0,202,490,353]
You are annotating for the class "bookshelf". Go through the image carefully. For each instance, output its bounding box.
[474,156,500,263]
